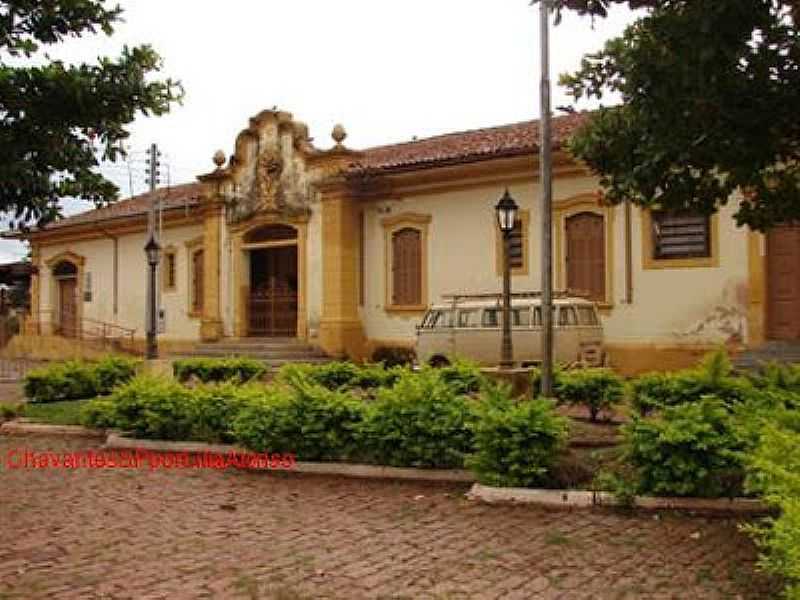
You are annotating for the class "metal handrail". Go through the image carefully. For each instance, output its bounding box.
[24,309,136,350]
[441,289,591,304]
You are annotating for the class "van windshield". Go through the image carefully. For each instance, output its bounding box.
[423,310,453,328]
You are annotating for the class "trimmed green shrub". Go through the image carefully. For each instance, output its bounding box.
[624,397,747,498]
[189,383,264,443]
[23,356,139,403]
[436,358,488,395]
[467,385,568,487]
[92,375,197,440]
[276,361,404,392]
[554,368,624,421]
[746,361,800,394]
[93,356,140,394]
[371,345,416,367]
[232,382,364,460]
[630,351,756,415]
[173,357,266,383]
[24,361,97,403]
[743,415,800,599]
[83,376,265,443]
[81,397,119,429]
[357,369,476,468]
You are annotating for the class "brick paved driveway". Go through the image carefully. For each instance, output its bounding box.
[0,434,777,599]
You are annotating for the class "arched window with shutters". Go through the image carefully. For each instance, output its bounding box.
[382,213,431,312]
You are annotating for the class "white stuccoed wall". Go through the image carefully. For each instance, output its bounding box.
[39,223,204,341]
[360,176,751,347]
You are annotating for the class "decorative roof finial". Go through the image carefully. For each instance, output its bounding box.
[332,124,347,147]
[212,150,226,168]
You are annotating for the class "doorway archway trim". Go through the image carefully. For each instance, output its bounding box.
[232,217,308,340]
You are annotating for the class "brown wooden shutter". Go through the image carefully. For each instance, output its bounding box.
[192,249,204,312]
[566,212,605,302]
[392,228,422,305]
[508,219,524,269]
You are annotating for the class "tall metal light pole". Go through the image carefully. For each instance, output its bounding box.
[144,143,161,360]
[539,0,555,397]
[144,236,161,359]
[495,189,519,370]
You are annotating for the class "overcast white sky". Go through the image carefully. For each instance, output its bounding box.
[1,0,638,262]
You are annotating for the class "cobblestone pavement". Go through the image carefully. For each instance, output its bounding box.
[0,435,778,600]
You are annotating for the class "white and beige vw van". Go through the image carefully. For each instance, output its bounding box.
[415,292,605,367]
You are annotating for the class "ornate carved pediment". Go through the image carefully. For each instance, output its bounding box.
[199,109,363,225]
[253,149,285,212]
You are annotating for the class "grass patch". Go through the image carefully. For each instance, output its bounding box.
[21,399,92,426]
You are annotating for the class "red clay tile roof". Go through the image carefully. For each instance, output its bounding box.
[31,113,588,232]
[42,182,203,231]
[352,112,589,173]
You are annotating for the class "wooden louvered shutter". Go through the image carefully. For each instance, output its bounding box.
[566,212,605,302]
[508,219,524,269]
[652,212,710,259]
[392,228,422,305]
[192,249,204,313]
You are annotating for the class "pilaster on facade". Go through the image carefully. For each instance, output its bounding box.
[318,185,366,359]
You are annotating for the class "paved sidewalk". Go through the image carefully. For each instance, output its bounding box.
[0,435,777,599]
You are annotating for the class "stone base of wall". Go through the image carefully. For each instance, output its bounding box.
[605,342,735,377]
[1,335,199,361]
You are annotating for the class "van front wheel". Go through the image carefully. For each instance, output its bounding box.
[429,355,451,368]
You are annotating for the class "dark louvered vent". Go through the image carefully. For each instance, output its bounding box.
[652,212,710,259]
[508,220,524,269]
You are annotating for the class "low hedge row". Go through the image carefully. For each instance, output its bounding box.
[173,357,267,383]
[82,366,566,478]
[23,356,140,403]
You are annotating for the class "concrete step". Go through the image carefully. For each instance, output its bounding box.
[193,347,325,358]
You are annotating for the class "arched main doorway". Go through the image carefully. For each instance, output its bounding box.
[245,224,298,337]
[52,260,79,337]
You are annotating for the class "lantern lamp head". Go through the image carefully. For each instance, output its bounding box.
[144,236,162,267]
[495,189,519,233]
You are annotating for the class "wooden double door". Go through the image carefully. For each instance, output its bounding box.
[248,246,298,337]
[767,224,800,340]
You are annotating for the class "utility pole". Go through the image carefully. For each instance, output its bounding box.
[539,0,555,398]
[144,143,161,360]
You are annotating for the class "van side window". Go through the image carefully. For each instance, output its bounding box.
[513,308,530,327]
[533,306,555,327]
[458,309,480,328]
[432,310,454,328]
[558,306,578,327]
[482,309,500,327]
[577,306,598,326]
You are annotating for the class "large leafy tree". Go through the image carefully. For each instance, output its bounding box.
[0,1,182,228]
[547,0,800,230]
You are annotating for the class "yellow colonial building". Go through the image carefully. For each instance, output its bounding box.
[11,108,796,373]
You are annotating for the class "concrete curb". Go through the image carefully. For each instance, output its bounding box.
[104,433,475,483]
[467,483,770,515]
[0,420,106,438]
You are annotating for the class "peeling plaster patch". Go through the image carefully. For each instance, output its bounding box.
[674,280,748,344]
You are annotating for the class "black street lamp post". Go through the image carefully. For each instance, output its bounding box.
[145,235,161,360]
[495,189,519,370]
